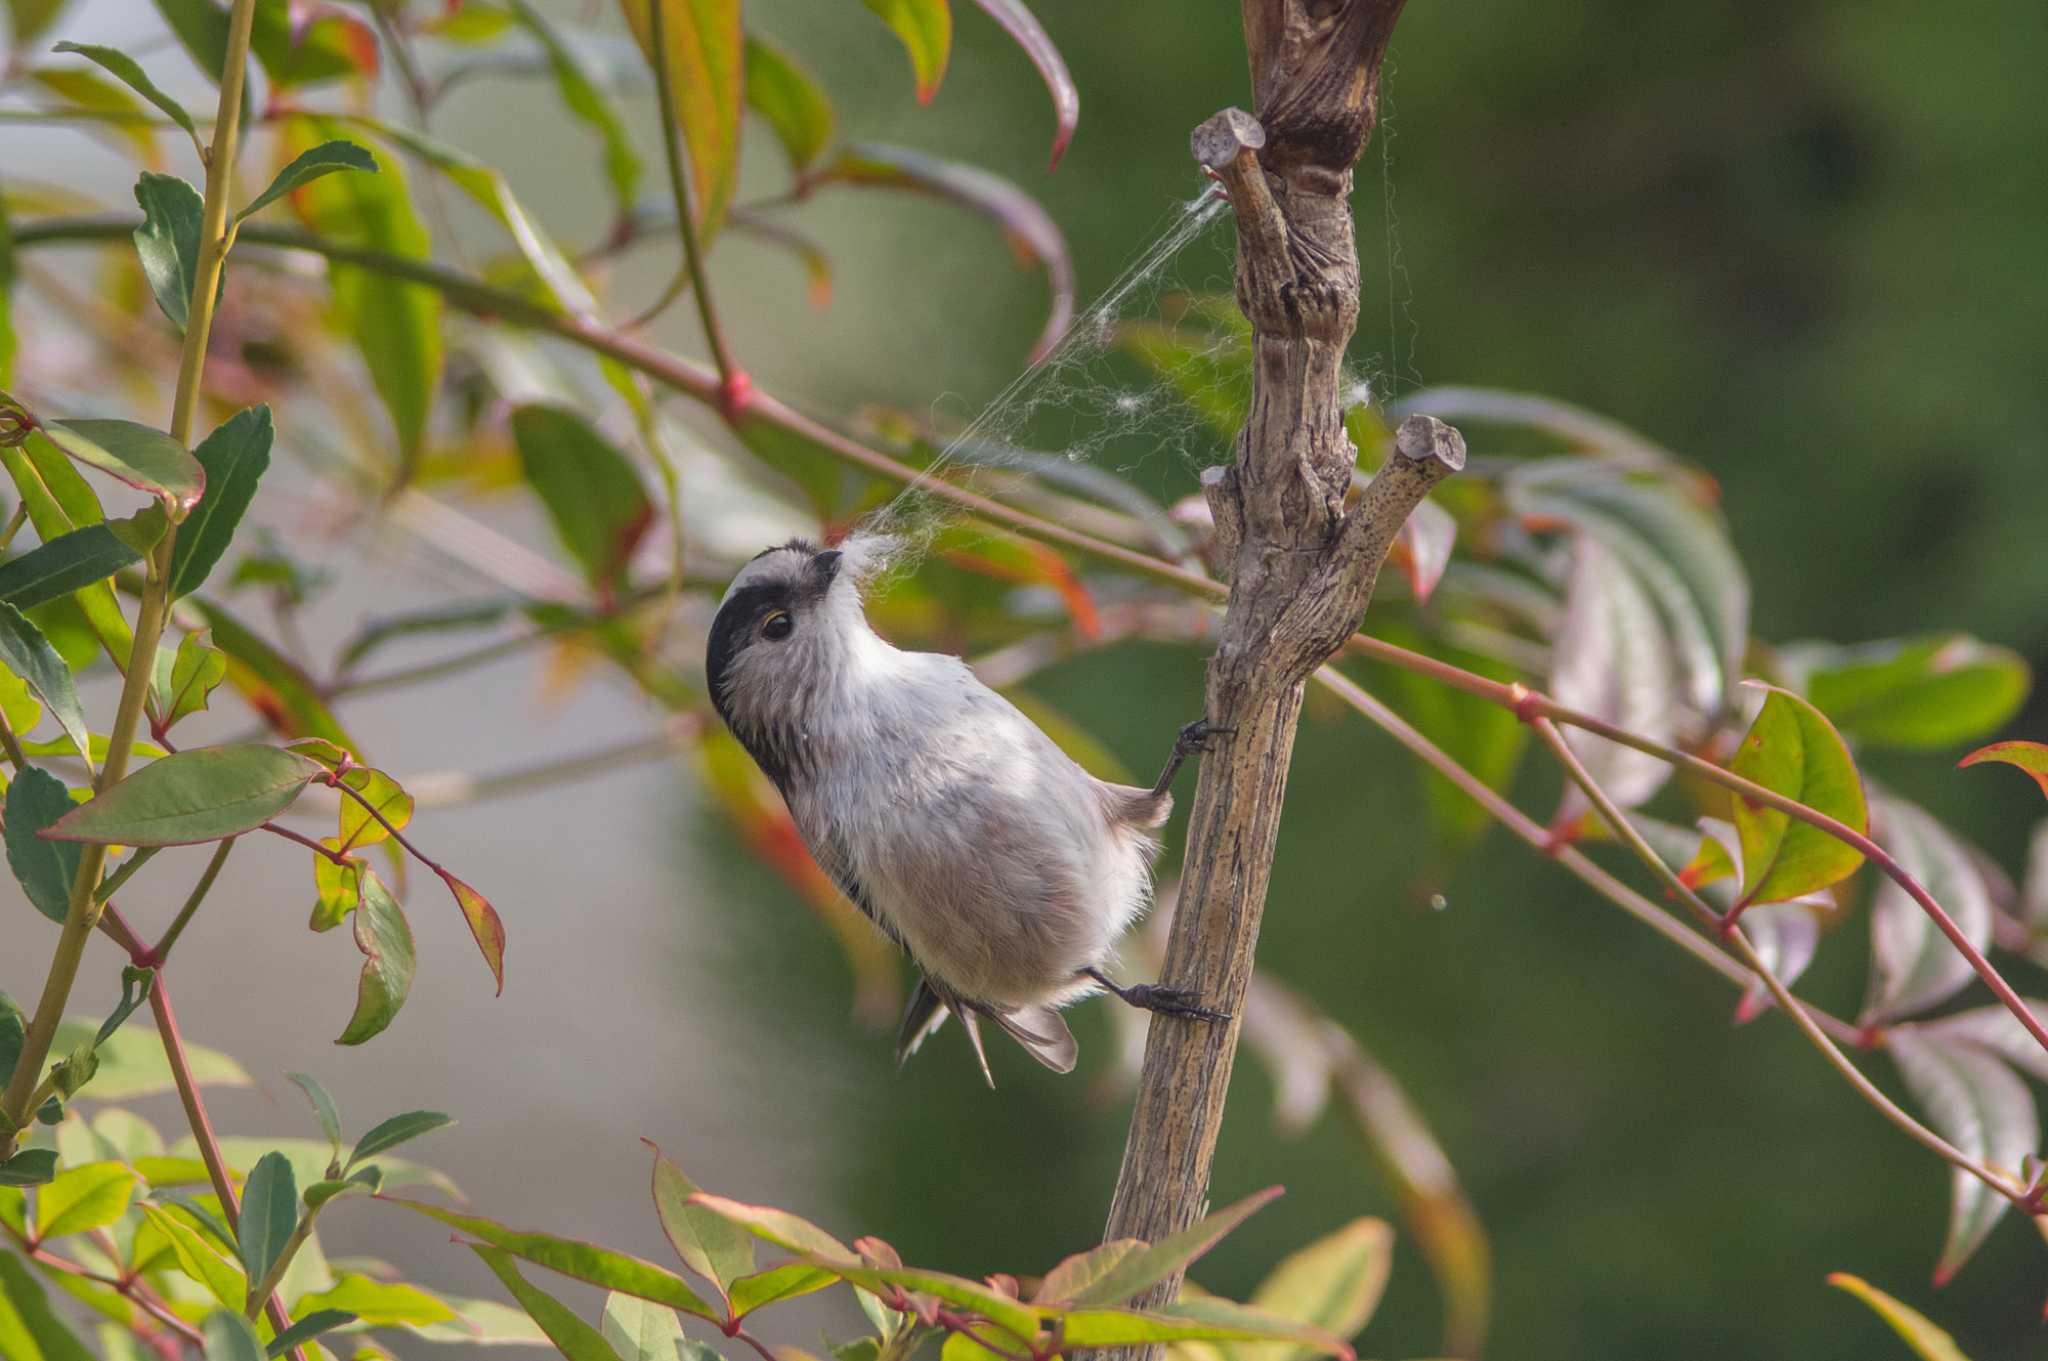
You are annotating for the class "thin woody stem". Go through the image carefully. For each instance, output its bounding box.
[1529,716,2031,1211]
[147,837,236,966]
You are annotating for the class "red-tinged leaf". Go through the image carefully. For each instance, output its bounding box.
[336,868,415,1044]
[619,0,743,236]
[41,419,205,520]
[1056,1299,1351,1358]
[860,0,950,102]
[685,1192,854,1262]
[968,0,1077,168]
[1728,683,1868,909]
[800,144,1074,362]
[1960,741,2048,805]
[439,869,506,995]
[934,521,1097,637]
[1863,796,1994,1023]
[1041,1187,1282,1310]
[796,1258,1042,1343]
[1827,1273,1971,1361]
[743,34,832,172]
[1887,1029,2036,1285]
[381,1196,721,1321]
[43,745,323,846]
[1036,1241,1144,1307]
[1550,536,1677,813]
[469,1243,622,1361]
[647,1142,752,1305]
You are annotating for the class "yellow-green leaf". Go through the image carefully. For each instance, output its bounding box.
[619,0,742,236]
[1728,683,1868,908]
[1826,1273,1971,1361]
[34,1162,138,1240]
[860,0,950,102]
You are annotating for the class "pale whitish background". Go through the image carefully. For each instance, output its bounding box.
[0,0,1103,1350]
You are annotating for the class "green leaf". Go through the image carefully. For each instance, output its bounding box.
[1827,1273,1972,1361]
[200,1311,264,1361]
[472,1244,624,1361]
[1041,1187,1281,1309]
[685,1192,854,1262]
[1236,1219,1393,1361]
[212,1136,453,1198]
[0,439,133,657]
[0,1149,58,1186]
[744,35,833,172]
[619,0,743,235]
[6,766,83,922]
[50,43,199,145]
[0,603,89,764]
[1863,797,1995,1022]
[34,1161,138,1239]
[52,1016,248,1099]
[237,1151,298,1281]
[303,1163,380,1210]
[41,418,205,520]
[600,1292,691,1361]
[169,406,273,599]
[45,745,323,846]
[336,869,415,1044]
[1887,1030,2035,1285]
[0,1250,94,1361]
[383,1196,721,1321]
[287,1071,344,1159]
[1057,1299,1349,1357]
[797,1259,1039,1342]
[1783,636,2029,751]
[0,994,22,1087]
[152,1191,235,1251]
[0,525,139,613]
[157,628,227,731]
[91,966,155,1048]
[246,0,374,90]
[347,1109,451,1169]
[506,0,643,220]
[294,1273,456,1327]
[130,174,206,335]
[510,405,654,595]
[967,0,1077,168]
[803,144,1073,362]
[860,0,950,102]
[139,1202,246,1307]
[1727,683,1868,908]
[238,140,377,223]
[726,1263,834,1318]
[648,1142,753,1302]
[1958,740,2048,806]
[287,118,442,482]
[263,1309,356,1358]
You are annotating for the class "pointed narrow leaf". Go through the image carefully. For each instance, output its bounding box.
[381,1195,721,1321]
[169,406,273,598]
[618,0,743,235]
[1864,798,1994,1022]
[0,525,139,612]
[1050,1186,1283,1309]
[51,43,199,144]
[648,1142,753,1300]
[601,1292,692,1361]
[1826,1274,1969,1361]
[685,1192,853,1261]
[1784,635,2029,751]
[92,966,156,1048]
[237,1151,297,1280]
[336,869,415,1044]
[42,419,204,519]
[238,140,377,223]
[130,174,205,334]
[1037,1241,1145,1307]
[1888,1029,2035,1284]
[861,0,950,101]
[439,869,506,995]
[287,1072,344,1157]
[510,405,653,594]
[471,1244,624,1361]
[7,767,83,922]
[0,603,90,763]
[1056,1300,1349,1358]
[796,1258,1041,1342]
[139,1203,246,1307]
[44,745,322,846]
[968,0,1076,168]
[263,1309,357,1358]
[744,34,833,172]
[0,1251,94,1361]
[35,1162,139,1239]
[294,1273,454,1326]
[1728,683,1868,907]
[802,144,1074,361]
[507,0,643,218]
[1959,741,2048,805]
[347,1109,451,1168]
[726,1263,834,1318]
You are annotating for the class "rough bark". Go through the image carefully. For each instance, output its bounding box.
[1101,0,1460,1337]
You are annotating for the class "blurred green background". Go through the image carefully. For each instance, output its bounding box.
[8,0,2048,1358]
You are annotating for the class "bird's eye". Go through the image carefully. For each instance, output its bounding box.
[762,610,794,641]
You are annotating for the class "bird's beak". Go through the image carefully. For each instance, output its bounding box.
[812,549,844,583]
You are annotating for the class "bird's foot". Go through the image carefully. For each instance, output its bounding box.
[1085,968,1231,1023]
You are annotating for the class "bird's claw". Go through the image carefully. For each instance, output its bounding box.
[1121,983,1232,1024]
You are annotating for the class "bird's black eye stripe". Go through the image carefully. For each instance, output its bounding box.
[762,610,794,640]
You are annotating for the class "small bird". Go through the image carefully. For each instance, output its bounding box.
[705,535,1228,1085]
